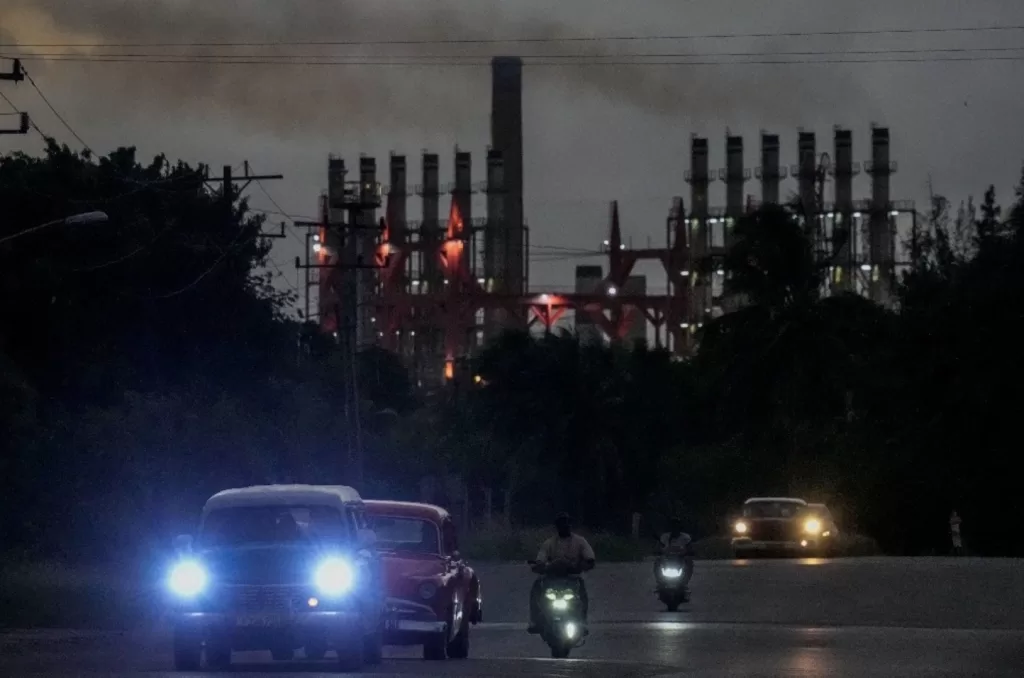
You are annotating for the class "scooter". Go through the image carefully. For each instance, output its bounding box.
[527,560,588,658]
[655,554,691,612]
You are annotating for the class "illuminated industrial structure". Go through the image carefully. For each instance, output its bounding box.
[306,56,912,381]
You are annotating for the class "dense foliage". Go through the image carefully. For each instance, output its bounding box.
[3,142,1023,560]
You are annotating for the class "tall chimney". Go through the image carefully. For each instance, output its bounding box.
[759,133,782,205]
[831,129,855,289]
[453,150,472,278]
[388,154,407,246]
[868,127,894,305]
[686,137,710,325]
[420,152,440,289]
[484,149,505,342]
[491,57,525,311]
[724,135,745,248]
[356,157,378,347]
[797,131,818,218]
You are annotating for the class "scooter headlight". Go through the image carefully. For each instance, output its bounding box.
[168,560,207,598]
[660,567,683,578]
[315,557,355,596]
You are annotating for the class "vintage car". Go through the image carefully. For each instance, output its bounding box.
[166,485,385,672]
[731,496,834,557]
[364,500,482,660]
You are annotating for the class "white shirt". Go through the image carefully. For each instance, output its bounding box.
[537,533,595,567]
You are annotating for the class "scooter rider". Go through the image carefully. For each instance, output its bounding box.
[528,512,595,634]
[655,517,694,590]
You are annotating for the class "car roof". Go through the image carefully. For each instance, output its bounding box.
[744,497,807,505]
[203,484,363,514]
[364,500,450,523]
[807,503,831,511]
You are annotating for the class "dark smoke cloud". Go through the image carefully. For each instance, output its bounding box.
[0,0,872,139]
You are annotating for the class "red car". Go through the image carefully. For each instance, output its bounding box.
[364,500,482,660]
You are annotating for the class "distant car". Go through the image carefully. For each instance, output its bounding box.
[364,500,481,660]
[165,485,385,672]
[730,496,833,557]
[805,503,839,556]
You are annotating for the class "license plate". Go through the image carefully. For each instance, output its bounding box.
[236,614,282,627]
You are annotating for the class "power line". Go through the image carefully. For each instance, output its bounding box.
[9,46,1024,61]
[21,68,91,150]
[6,23,1024,48]
[9,54,1024,67]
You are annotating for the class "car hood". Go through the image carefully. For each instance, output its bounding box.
[198,544,348,585]
[380,553,446,596]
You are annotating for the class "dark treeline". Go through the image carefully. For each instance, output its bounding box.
[2,143,1023,562]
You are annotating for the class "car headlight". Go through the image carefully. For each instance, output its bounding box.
[419,582,438,600]
[168,560,207,598]
[734,521,748,534]
[661,567,683,578]
[315,557,355,596]
[804,518,822,535]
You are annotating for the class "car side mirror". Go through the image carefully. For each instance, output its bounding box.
[357,528,376,549]
[173,534,193,554]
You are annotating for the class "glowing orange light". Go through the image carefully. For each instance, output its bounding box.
[444,360,455,380]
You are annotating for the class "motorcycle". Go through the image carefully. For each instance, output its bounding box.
[654,554,691,612]
[527,560,588,658]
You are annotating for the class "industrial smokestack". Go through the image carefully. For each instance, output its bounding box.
[484,149,505,342]
[453,150,472,278]
[832,129,855,290]
[759,133,781,205]
[491,57,524,306]
[421,152,440,289]
[797,131,818,218]
[725,136,744,216]
[869,126,894,304]
[388,154,407,246]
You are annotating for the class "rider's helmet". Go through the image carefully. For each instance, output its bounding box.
[555,512,572,536]
[669,516,683,535]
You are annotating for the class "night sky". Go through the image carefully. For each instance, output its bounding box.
[3,0,1023,310]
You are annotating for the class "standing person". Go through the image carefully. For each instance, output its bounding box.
[527,513,595,634]
[949,510,964,556]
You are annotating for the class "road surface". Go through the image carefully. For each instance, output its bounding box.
[3,558,1023,677]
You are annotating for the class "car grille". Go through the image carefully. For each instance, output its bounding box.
[221,586,298,614]
[749,521,795,541]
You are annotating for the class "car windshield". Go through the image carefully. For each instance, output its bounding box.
[369,515,440,555]
[743,501,805,518]
[199,505,348,548]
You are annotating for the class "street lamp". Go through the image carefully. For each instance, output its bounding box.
[0,211,109,246]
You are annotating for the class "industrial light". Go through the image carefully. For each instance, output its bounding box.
[607,285,618,297]
[680,322,689,329]
[313,243,322,253]
[680,270,690,276]
[313,234,320,243]
[539,293,550,303]
[890,210,900,217]
[860,264,872,272]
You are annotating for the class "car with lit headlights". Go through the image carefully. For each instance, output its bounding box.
[731,497,832,557]
[364,500,481,660]
[165,485,384,671]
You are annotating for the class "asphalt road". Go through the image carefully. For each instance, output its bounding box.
[3,558,1023,677]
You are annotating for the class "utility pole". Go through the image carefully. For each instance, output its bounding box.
[293,197,389,490]
[1,58,29,136]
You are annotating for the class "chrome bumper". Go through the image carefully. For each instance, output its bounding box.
[384,597,447,635]
[172,610,360,626]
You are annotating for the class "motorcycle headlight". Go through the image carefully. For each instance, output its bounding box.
[168,560,207,598]
[551,599,569,610]
[734,521,748,534]
[661,567,683,578]
[315,557,355,596]
[419,582,438,600]
[804,518,822,535]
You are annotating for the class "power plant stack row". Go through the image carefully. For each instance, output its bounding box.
[675,126,908,331]
[314,52,913,377]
